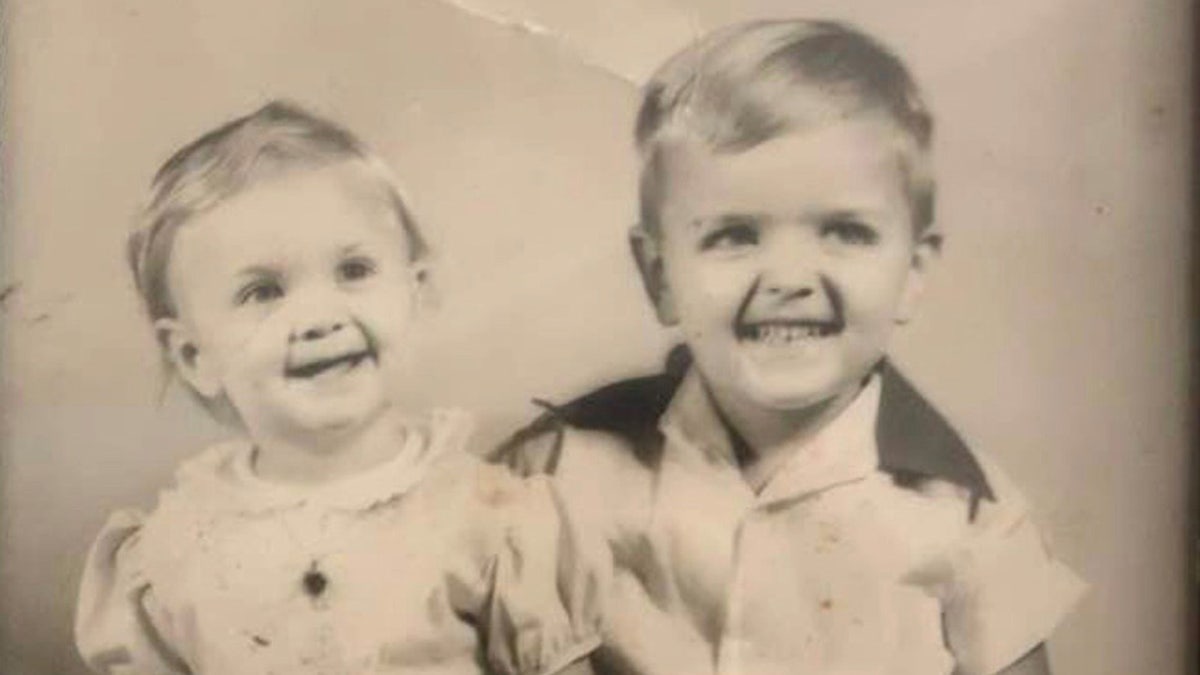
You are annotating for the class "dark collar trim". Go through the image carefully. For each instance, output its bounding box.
[875,360,995,517]
[499,347,995,520]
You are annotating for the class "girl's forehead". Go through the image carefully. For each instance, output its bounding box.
[167,167,406,278]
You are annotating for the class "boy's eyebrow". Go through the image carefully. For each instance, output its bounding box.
[690,212,770,229]
[819,208,876,222]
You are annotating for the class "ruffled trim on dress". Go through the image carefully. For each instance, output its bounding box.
[157,409,475,517]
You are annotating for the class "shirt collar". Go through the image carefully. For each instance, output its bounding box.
[873,361,995,512]
[658,369,880,502]
[657,362,994,509]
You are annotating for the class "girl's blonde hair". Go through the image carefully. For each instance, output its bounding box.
[129,100,428,326]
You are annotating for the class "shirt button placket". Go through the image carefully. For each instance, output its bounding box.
[717,507,760,675]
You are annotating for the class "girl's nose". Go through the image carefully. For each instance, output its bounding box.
[293,320,345,342]
[286,288,351,342]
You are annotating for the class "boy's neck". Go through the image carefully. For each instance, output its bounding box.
[248,406,407,486]
[705,380,866,493]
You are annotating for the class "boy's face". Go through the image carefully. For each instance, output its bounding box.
[636,117,938,413]
[162,162,420,446]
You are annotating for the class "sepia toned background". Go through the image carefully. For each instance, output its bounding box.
[0,1,1192,674]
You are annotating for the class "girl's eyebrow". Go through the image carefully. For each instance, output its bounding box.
[233,264,281,280]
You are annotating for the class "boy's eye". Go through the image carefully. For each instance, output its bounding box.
[337,257,377,282]
[821,218,879,246]
[699,221,760,252]
[236,280,284,306]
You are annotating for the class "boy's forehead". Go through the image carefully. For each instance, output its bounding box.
[657,116,911,220]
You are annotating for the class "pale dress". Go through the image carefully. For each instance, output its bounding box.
[75,410,601,675]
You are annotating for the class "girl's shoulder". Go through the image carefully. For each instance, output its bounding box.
[129,440,253,569]
[77,440,254,623]
[145,440,254,528]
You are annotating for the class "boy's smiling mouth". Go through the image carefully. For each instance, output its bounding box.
[736,319,842,344]
[729,277,846,345]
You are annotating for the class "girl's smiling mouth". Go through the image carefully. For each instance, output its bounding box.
[284,350,373,379]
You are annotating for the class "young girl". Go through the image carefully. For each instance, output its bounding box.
[75,102,600,675]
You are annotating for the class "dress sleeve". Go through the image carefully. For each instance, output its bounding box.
[477,469,604,675]
[75,510,191,674]
[940,457,1088,675]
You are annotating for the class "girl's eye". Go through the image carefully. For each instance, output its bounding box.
[337,257,377,282]
[821,218,879,246]
[236,280,284,306]
[699,222,759,252]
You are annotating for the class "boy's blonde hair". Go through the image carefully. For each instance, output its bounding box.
[636,19,935,235]
[129,101,428,328]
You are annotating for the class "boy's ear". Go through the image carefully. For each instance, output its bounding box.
[895,230,943,325]
[154,318,222,398]
[629,224,679,326]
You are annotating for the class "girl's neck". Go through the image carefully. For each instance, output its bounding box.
[249,406,408,486]
[706,381,864,493]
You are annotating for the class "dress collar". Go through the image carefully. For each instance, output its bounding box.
[190,409,474,515]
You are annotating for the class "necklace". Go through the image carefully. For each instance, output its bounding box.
[273,503,354,609]
[240,420,435,607]
[302,559,329,600]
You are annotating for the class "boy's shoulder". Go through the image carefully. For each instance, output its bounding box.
[491,363,683,477]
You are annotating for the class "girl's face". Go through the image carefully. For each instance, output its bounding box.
[160,163,422,448]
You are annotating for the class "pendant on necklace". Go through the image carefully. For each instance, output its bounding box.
[302,560,328,599]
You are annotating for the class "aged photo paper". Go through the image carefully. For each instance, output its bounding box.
[0,1,1193,674]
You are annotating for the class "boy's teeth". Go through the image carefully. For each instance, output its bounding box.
[752,324,828,343]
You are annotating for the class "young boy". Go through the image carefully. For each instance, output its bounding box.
[495,20,1085,675]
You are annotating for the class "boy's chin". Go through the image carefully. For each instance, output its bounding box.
[733,366,862,413]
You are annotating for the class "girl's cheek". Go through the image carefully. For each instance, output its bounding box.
[230,321,290,371]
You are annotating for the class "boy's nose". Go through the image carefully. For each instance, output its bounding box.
[760,233,822,300]
[763,283,814,302]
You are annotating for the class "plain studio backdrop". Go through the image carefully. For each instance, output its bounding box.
[0,1,1192,674]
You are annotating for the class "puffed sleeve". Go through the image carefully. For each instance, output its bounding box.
[476,469,604,675]
[75,510,191,674]
[940,457,1088,675]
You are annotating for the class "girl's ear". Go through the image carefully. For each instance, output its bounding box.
[409,262,439,312]
[895,229,943,325]
[629,224,679,326]
[154,318,222,398]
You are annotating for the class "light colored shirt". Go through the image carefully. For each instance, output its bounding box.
[517,370,1085,675]
[75,410,600,675]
